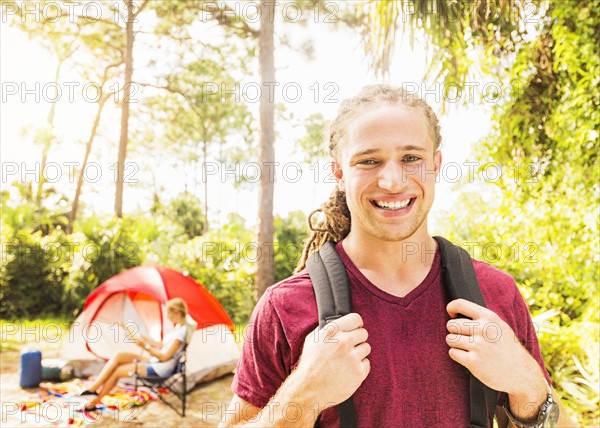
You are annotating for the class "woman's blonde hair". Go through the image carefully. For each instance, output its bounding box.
[166,297,188,317]
[295,84,442,272]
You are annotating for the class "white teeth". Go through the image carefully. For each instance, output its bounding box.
[374,199,411,210]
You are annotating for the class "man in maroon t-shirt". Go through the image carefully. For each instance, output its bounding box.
[221,85,574,427]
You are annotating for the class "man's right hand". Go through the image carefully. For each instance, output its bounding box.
[293,312,371,408]
[220,313,370,427]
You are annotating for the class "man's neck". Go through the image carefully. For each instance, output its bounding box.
[342,230,438,297]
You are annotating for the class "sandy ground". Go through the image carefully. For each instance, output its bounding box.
[1,348,237,427]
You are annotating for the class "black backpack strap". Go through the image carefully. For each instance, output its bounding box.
[434,236,499,428]
[306,241,357,428]
[308,238,497,428]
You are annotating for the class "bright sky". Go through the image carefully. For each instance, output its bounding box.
[0,5,495,230]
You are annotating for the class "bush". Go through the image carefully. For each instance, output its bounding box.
[274,210,308,282]
[0,226,68,318]
[436,186,598,425]
[153,192,206,238]
[0,189,315,332]
[152,213,256,324]
[62,215,148,315]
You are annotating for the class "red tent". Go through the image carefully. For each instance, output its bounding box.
[84,266,234,333]
[62,266,240,388]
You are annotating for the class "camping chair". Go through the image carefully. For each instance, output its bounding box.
[132,315,197,417]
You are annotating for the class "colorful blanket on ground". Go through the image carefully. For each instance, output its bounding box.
[7,378,159,426]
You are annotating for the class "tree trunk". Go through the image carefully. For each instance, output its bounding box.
[36,59,63,205]
[114,0,135,218]
[69,95,109,233]
[202,140,209,233]
[255,0,276,299]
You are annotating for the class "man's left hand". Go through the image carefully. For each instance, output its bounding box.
[446,299,548,420]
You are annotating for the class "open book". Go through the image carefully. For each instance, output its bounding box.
[120,321,143,345]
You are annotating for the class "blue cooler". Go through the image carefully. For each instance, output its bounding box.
[20,349,42,388]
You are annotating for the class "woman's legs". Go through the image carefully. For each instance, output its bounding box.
[82,362,148,410]
[85,352,143,393]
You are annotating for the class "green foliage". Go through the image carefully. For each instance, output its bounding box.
[1,0,308,327]
[62,215,146,315]
[141,55,255,223]
[534,308,599,418]
[1,175,269,324]
[435,2,599,424]
[2,181,70,236]
[1,183,71,318]
[159,192,206,238]
[361,0,539,84]
[149,213,256,324]
[274,211,308,282]
[0,178,154,318]
[144,56,254,161]
[0,227,68,319]
[438,185,598,424]
[295,113,330,163]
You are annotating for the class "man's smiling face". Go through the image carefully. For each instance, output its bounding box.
[334,104,442,243]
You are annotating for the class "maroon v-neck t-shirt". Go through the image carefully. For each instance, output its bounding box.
[232,241,550,427]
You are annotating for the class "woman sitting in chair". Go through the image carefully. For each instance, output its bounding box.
[77,298,188,411]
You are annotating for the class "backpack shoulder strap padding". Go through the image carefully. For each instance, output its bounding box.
[434,236,485,306]
[434,236,498,428]
[306,241,357,428]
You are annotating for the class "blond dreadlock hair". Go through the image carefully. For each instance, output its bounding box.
[294,84,442,272]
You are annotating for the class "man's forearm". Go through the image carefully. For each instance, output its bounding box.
[504,355,550,422]
[506,381,548,421]
[505,386,578,428]
[235,371,321,427]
